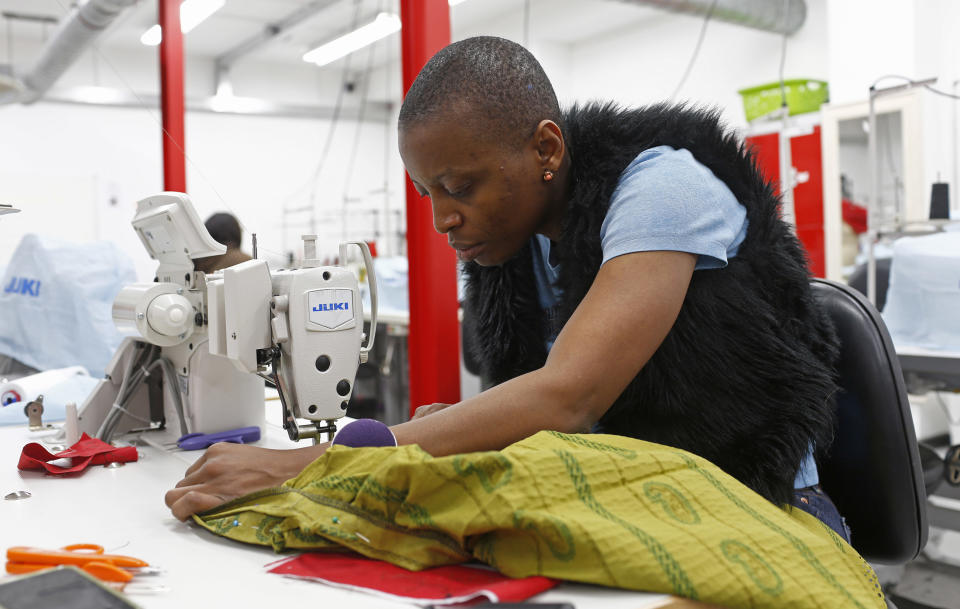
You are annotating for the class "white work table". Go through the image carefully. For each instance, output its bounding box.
[0,406,688,609]
[896,344,960,391]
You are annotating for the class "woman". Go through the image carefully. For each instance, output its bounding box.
[166,36,847,541]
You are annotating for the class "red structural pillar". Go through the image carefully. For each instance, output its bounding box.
[159,0,186,192]
[399,0,459,416]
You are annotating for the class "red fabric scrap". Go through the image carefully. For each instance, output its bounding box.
[842,198,868,234]
[18,433,138,474]
[266,552,557,605]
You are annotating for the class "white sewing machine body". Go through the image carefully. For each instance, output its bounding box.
[78,192,376,444]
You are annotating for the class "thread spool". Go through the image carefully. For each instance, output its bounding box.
[64,402,79,446]
[331,419,397,448]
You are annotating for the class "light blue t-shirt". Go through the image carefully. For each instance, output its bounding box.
[532,145,747,338]
[531,145,818,489]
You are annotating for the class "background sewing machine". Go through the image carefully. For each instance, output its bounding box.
[78,192,377,445]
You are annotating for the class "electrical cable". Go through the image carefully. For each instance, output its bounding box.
[669,0,719,101]
[923,85,960,101]
[109,358,161,438]
[99,347,190,443]
[303,0,365,236]
[871,74,960,101]
[98,345,158,441]
[95,342,142,440]
[99,345,147,439]
[341,0,383,243]
[149,356,188,436]
[777,0,791,110]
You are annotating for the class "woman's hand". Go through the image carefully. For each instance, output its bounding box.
[411,403,453,420]
[164,442,325,521]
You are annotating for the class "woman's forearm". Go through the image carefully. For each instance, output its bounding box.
[390,367,592,457]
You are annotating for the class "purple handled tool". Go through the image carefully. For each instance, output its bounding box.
[176,426,261,451]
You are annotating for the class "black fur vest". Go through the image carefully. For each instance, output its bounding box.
[461,102,839,506]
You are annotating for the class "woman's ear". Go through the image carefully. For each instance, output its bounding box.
[533,119,565,170]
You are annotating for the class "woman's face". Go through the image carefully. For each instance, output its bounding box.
[399,114,561,266]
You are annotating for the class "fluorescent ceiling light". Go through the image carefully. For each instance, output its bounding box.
[141,0,225,46]
[209,93,271,114]
[140,27,161,46]
[449,0,470,5]
[303,12,401,67]
[209,79,271,113]
[215,80,234,98]
[71,85,127,104]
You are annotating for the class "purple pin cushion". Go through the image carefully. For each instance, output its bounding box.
[332,418,397,448]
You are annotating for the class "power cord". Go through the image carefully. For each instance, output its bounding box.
[777,0,791,110]
[669,0,719,101]
[304,0,366,233]
[871,74,960,101]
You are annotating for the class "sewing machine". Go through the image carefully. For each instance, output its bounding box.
[78,192,377,444]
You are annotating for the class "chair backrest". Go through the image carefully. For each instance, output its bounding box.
[846,257,892,312]
[812,278,928,564]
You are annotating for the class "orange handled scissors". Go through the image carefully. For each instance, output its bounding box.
[6,544,151,583]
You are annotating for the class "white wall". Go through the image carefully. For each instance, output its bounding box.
[915,0,960,212]
[826,0,916,105]
[0,103,161,278]
[0,100,403,280]
[0,29,405,281]
[565,0,830,129]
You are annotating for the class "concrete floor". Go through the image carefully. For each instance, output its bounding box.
[876,529,960,608]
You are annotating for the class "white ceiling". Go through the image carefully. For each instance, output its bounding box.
[0,0,658,70]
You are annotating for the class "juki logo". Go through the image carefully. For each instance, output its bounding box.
[312,302,349,312]
[3,277,41,297]
[308,288,354,330]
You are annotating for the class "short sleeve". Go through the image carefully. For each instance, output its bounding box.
[600,146,748,270]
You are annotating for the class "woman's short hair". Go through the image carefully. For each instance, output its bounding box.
[399,36,562,146]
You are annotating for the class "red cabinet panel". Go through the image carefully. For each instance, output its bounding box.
[746,127,825,278]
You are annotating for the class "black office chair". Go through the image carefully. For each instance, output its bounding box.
[847,257,892,312]
[813,278,928,564]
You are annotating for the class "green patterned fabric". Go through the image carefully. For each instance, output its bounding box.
[195,431,885,608]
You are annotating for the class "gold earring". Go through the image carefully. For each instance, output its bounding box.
[542,169,554,182]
